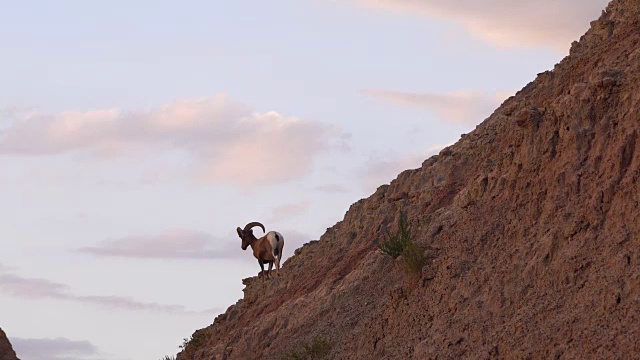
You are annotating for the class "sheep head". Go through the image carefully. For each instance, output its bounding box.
[237,221,266,250]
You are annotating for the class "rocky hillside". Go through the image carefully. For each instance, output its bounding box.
[0,329,19,360]
[177,0,640,358]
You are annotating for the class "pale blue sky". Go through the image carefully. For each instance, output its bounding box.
[0,1,608,359]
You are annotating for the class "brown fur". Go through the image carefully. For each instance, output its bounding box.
[237,227,280,281]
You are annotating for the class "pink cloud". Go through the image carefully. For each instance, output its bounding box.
[350,0,608,51]
[0,95,345,186]
[0,274,67,298]
[269,200,311,221]
[0,271,214,314]
[362,89,506,125]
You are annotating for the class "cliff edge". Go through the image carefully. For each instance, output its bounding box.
[178,0,640,358]
[0,329,19,360]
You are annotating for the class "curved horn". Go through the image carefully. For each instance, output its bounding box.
[243,221,265,233]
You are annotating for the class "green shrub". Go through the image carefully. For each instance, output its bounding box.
[303,337,332,358]
[377,211,412,258]
[179,330,207,352]
[281,337,332,360]
[378,211,428,275]
[400,238,428,275]
[281,351,305,360]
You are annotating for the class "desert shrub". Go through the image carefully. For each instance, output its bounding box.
[180,336,191,350]
[303,337,332,358]
[377,211,412,257]
[159,356,175,360]
[180,330,207,352]
[378,211,428,275]
[281,337,332,360]
[400,238,428,275]
[281,351,305,360]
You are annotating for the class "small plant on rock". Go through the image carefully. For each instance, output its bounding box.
[179,330,207,353]
[378,211,413,258]
[281,336,332,360]
[378,211,428,275]
[400,237,428,275]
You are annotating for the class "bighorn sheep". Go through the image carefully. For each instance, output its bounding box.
[237,222,284,281]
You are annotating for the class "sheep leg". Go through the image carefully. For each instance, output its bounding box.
[267,261,273,279]
[275,256,281,276]
[259,260,265,282]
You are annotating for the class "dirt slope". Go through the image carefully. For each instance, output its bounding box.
[178,1,640,358]
[0,329,19,360]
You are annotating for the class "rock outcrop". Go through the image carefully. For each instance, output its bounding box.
[0,329,19,360]
[178,0,640,358]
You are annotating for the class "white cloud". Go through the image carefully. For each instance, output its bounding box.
[0,94,345,186]
[362,89,506,125]
[350,0,609,51]
[78,229,242,260]
[11,337,101,360]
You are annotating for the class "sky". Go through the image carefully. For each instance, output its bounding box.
[0,0,609,359]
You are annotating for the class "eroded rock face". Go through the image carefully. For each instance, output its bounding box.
[0,329,19,360]
[178,1,640,359]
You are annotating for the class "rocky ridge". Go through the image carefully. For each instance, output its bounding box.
[178,0,640,358]
[0,329,19,360]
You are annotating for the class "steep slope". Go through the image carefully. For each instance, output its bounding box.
[0,329,19,360]
[178,0,640,358]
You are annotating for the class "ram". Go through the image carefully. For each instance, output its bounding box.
[237,222,285,281]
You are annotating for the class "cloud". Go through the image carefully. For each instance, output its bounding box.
[78,229,241,260]
[0,271,211,314]
[362,89,505,126]
[269,200,311,222]
[0,94,345,186]
[277,229,313,260]
[360,145,445,191]
[350,0,608,51]
[11,337,101,360]
[314,183,349,193]
[0,263,14,273]
[0,274,68,299]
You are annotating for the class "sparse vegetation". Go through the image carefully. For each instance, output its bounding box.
[378,211,413,257]
[180,337,190,349]
[377,211,429,275]
[179,330,207,353]
[400,237,429,275]
[281,336,332,360]
[159,356,175,360]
